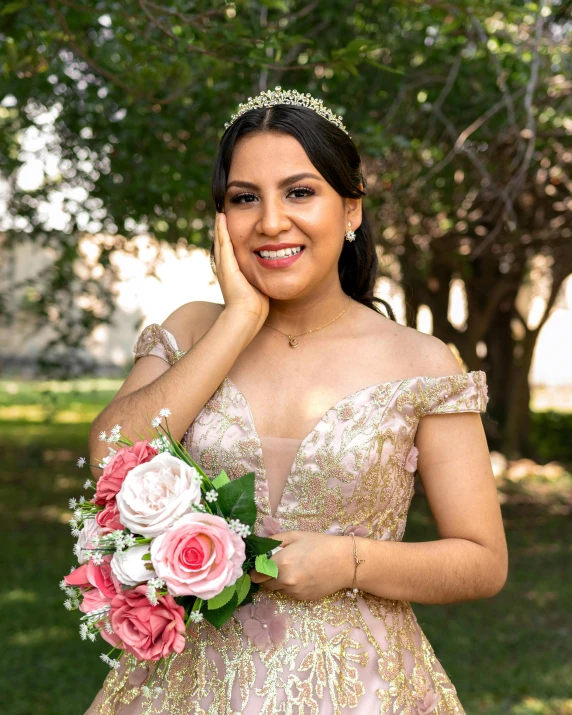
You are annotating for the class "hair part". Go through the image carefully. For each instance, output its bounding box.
[210,104,396,321]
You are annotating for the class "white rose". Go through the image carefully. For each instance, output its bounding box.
[115,453,202,537]
[111,544,156,586]
[75,519,104,564]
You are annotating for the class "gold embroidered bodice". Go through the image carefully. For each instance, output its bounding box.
[86,323,489,715]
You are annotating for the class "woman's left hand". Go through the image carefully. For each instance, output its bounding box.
[249,531,353,601]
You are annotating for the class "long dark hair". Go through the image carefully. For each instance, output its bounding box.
[210,103,396,320]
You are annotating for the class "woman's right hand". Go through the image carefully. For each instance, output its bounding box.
[214,212,269,332]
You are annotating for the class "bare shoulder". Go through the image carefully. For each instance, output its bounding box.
[408,329,465,378]
[161,301,225,351]
[359,304,464,379]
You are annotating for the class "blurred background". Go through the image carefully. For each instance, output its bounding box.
[0,1,571,713]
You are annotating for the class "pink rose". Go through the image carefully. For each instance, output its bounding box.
[150,513,245,599]
[404,445,419,472]
[96,500,123,532]
[65,557,118,614]
[95,441,157,505]
[109,584,186,661]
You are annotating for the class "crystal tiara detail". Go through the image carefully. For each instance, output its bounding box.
[224,86,349,135]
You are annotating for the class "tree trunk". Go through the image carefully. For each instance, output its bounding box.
[503,328,538,459]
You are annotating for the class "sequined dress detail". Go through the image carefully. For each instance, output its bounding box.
[86,323,489,715]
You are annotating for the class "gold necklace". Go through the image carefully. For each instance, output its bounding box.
[263,298,352,348]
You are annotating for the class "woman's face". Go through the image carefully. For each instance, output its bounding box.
[223,131,362,301]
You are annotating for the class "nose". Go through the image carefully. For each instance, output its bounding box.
[256,195,292,237]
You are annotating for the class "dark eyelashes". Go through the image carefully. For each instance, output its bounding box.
[228,186,316,203]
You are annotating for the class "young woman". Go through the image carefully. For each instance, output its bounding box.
[85,87,507,714]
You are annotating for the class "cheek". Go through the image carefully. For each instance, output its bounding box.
[225,216,252,256]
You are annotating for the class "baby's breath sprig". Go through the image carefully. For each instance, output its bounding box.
[80,607,111,644]
[185,597,204,628]
[146,577,167,606]
[147,408,211,482]
[228,519,252,538]
[100,652,121,669]
[141,650,175,700]
[204,489,218,503]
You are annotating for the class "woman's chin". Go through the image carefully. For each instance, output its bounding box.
[252,279,307,302]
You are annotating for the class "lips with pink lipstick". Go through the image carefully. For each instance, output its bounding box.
[254,242,305,269]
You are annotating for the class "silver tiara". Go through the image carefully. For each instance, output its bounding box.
[224,86,349,135]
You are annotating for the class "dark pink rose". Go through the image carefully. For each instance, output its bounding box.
[96,500,124,532]
[99,626,122,650]
[243,599,290,651]
[65,557,118,614]
[150,512,245,599]
[109,584,186,661]
[404,445,419,473]
[95,441,157,505]
[260,515,281,537]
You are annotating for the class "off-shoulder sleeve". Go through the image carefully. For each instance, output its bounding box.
[133,323,188,366]
[419,370,489,417]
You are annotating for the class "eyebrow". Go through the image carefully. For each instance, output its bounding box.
[226,172,323,191]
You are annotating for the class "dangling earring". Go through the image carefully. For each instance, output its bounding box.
[345,221,356,242]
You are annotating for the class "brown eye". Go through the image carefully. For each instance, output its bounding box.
[229,192,258,204]
[288,186,315,198]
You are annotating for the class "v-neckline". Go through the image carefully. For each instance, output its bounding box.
[222,375,407,518]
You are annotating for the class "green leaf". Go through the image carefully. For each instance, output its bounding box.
[216,472,256,526]
[0,1,29,15]
[141,553,151,561]
[255,554,278,579]
[235,573,251,606]
[245,534,282,556]
[212,470,230,488]
[207,584,236,610]
[202,592,238,628]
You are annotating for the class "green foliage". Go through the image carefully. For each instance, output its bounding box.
[212,470,230,488]
[1,1,570,459]
[202,592,239,628]
[255,553,279,578]
[216,471,257,526]
[235,573,251,606]
[207,583,236,610]
[530,410,572,463]
[245,533,282,555]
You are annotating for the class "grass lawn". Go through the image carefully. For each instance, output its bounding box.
[1,380,571,715]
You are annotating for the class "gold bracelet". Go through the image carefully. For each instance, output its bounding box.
[346,533,365,599]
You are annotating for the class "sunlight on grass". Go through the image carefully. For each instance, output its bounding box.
[9,625,71,647]
[0,378,123,394]
[0,404,103,423]
[4,504,71,524]
[511,697,572,715]
[0,589,38,604]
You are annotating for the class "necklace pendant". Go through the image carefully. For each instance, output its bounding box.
[288,335,299,348]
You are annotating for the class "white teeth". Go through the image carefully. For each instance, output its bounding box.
[258,246,302,259]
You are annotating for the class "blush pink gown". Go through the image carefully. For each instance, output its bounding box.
[85,323,489,715]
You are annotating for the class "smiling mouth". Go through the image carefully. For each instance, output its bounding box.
[254,246,304,260]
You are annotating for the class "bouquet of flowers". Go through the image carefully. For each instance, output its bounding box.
[61,408,281,690]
